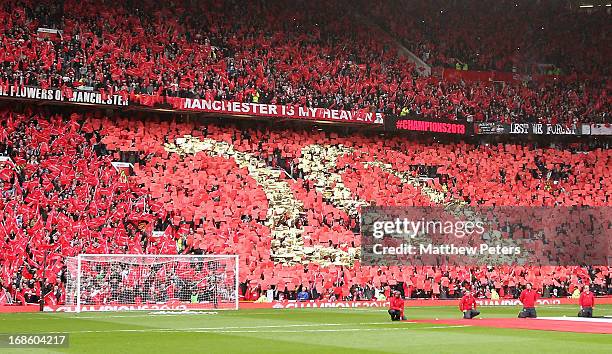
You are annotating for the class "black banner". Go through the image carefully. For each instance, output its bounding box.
[474,122,508,135]
[385,115,468,135]
[475,122,584,136]
[0,85,128,106]
[509,123,581,135]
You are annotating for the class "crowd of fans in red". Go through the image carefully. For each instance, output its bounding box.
[0,108,176,305]
[0,107,610,306]
[0,0,609,125]
[363,0,611,75]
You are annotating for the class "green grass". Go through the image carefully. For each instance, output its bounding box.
[1,305,611,353]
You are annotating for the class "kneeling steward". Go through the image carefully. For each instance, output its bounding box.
[388,291,405,321]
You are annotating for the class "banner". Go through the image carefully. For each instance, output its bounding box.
[239,297,612,310]
[45,303,191,312]
[269,300,390,309]
[0,305,40,313]
[477,297,612,306]
[509,123,580,135]
[110,162,133,169]
[36,296,612,312]
[164,97,384,125]
[37,28,62,41]
[589,123,612,136]
[385,115,467,135]
[0,86,128,106]
[475,122,584,136]
[0,156,13,164]
[474,122,508,135]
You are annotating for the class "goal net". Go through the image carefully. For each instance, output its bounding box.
[64,254,238,312]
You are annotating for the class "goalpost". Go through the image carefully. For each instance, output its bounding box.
[64,254,239,313]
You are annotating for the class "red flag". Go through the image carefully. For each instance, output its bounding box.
[64,86,74,100]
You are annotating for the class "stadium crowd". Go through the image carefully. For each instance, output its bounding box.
[363,0,611,75]
[0,108,177,305]
[0,0,609,124]
[0,107,610,306]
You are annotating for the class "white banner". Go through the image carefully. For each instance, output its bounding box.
[45,303,189,312]
[0,156,13,164]
[476,299,562,306]
[111,162,134,169]
[271,300,391,309]
[590,124,612,136]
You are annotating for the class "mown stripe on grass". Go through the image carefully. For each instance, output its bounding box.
[33,321,472,334]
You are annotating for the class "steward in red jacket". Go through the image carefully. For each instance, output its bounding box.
[578,285,595,318]
[388,290,405,321]
[459,290,480,319]
[518,283,539,318]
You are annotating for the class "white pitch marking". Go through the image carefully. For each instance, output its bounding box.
[37,321,468,334]
[41,322,388,334]
[191,328,401,333]
[148,311,218,315]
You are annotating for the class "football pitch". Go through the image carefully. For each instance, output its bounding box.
[1,305,611,353]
